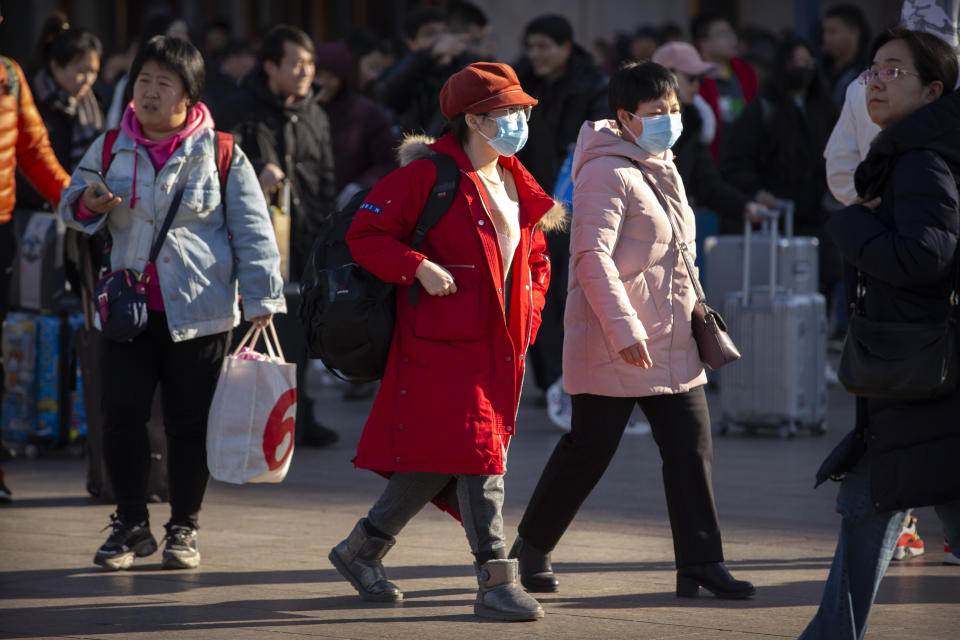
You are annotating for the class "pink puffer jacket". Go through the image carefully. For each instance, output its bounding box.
[563,119,707,397]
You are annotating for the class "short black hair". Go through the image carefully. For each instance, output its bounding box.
[608,61,678,117]
[129,35,205,107]
[402,7,448,41]
[525,14,573,46]
[825,3,870,55]
[690,13,730,43]
[870,27,958,93]
[261,24,314,66]
[448,1,487,31]
[46,28,102,68]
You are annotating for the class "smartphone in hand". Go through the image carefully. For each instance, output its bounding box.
[77,167,114,196]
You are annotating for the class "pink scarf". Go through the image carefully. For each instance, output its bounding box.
[120,101,215,207]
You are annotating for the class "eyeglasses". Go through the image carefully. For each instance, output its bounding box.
[484,105,533,123]
[860,67,919,84]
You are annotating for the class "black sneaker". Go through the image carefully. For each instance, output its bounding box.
[93,514,157,570]
[162,523,200,569]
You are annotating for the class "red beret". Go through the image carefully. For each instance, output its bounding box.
[439,62,538,121]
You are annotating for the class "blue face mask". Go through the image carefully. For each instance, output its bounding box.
[630,113,683,156]
[480,112,529,157]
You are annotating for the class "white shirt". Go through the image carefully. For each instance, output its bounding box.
[477,167,521,279]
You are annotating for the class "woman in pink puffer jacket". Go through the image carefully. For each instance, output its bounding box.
[509,61,755,602]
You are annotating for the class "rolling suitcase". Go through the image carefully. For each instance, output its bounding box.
[719,207,828,437]
[703,200,819,304]
[8,210,68,312]
[1,311,82,454]
[1,312,37,447]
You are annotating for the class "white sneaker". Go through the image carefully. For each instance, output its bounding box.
[546,377,650,435]
[892,514,924,561]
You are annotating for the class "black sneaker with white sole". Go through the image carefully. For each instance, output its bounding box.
[162,523,200,569]
[93,514,158,570]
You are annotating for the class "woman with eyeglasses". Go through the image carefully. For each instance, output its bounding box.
[508,60,755,602]
[801,27,960,639]
[328,62,566,621]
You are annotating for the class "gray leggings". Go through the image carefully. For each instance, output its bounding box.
[367,471,506,557]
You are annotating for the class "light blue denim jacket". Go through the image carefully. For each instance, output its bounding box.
[59,128,286,342]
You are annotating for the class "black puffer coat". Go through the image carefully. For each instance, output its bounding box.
[220,68,336,278]
[673,104,748,224]
[823,91,960,512]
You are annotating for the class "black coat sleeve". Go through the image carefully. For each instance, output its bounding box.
[689,138,750,222]
[376,50,435,113]
[826,150,959,287]
[718,98,765,199]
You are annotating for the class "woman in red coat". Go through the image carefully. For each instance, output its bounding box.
[330,62,566,621]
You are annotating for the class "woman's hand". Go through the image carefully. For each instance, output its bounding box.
[248,313,273,328]
[853,195,882,210]
[415,259,457,296]
[82,186,122,214]
[619,341,653,368]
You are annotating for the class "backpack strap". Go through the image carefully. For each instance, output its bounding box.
[408,154,460,306]
[101,129,120,174]
[214,131,234,194]
[0,56,19,105]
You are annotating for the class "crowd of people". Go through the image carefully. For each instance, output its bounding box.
[1,0,959,633]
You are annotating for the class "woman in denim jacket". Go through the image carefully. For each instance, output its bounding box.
[59,36,284,572]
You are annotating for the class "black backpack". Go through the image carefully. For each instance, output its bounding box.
[298,155,459,382]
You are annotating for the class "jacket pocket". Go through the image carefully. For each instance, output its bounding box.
[412,266,484,341]
[625,272,665,335]
[181,186,222,215]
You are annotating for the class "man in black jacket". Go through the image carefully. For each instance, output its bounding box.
[377,7,475,137]
[220,25,338,447]
[220,24,335,281]
[514,14,608,400]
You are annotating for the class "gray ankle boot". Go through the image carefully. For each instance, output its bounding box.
[328,519,403,602]
[474,558,544,621]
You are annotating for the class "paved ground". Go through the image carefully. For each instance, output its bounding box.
[2,366,958,639]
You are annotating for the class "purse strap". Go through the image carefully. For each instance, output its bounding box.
[633,161,707,305]
[147,159,193,264]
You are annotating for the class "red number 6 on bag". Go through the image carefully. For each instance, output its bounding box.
[263,388,297,470]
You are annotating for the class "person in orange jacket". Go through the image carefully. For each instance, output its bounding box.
[0,6,72,500]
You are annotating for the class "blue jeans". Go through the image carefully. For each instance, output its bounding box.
[800,457,960,640]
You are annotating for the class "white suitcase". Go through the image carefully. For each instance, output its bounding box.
[719,207,828,437]
[703,200,819,302]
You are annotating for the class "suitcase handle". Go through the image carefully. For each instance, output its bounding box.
[743,207,781,304]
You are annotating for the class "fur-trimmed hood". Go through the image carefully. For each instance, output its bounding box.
[396,133,568,233]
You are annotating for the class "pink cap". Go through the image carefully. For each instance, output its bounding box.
[652,42,717,77]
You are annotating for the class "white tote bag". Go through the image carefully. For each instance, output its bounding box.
[207,323,297,484]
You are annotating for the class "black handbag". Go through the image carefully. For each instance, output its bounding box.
[94,166,189,342]
[838,268,959,401]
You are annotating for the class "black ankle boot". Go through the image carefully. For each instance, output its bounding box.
[508,537,559,593]
[676,562,755,599]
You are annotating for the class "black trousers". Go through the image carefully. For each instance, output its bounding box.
[101,311,229,527]
[528,231,569,391]
[517,386,724,568]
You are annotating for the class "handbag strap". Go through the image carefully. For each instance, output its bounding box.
[632,161,707,304]
[147,162,192,264]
